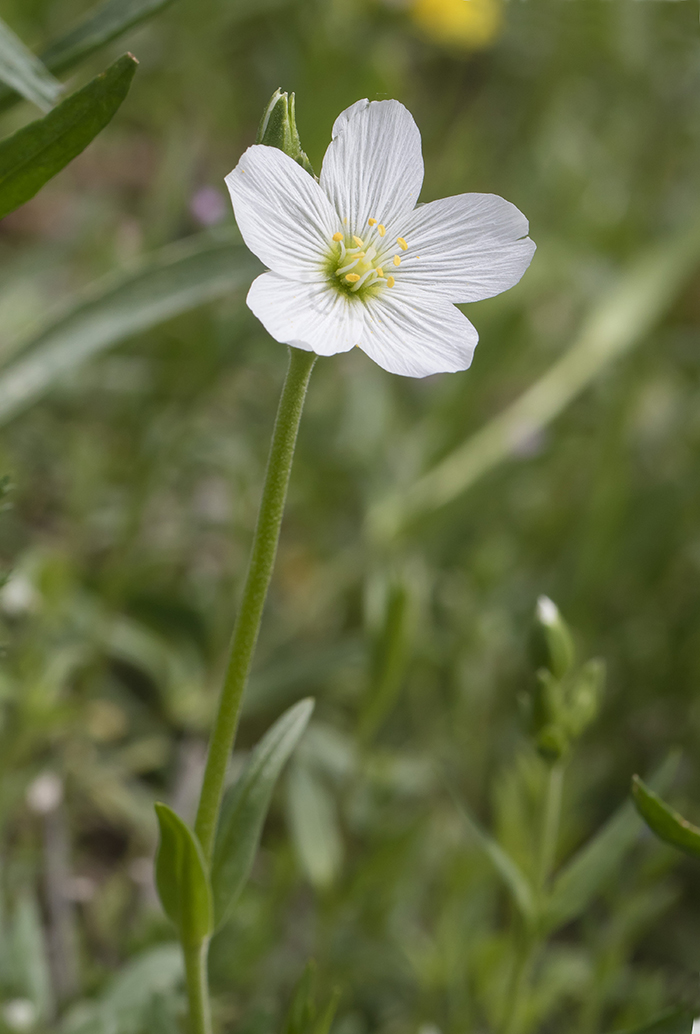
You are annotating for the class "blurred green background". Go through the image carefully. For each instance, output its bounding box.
[1,0,700,1032]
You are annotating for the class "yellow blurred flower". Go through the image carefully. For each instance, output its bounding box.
[410,0,502,50]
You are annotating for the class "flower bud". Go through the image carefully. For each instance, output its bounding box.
[530,596,575,680]
[256,89,314,176]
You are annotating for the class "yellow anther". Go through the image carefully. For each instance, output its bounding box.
[352,235,364,247]
[386,276,395,288]
[345,273,361,283]
[393,255,401,267]
[375,267,384,277]
[332,232,343,242]
[378,224,386,236]
[397,237,408,251]
[368,218,377,226]
[357,252,365,259]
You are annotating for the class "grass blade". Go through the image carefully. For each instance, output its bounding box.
[0,16,61,112]
[0,233,260,426]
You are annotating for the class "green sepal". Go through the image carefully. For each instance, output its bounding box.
[256,88,314,176]
[211,697,314,929]
[631,774,700,860]
[0,52,137,220]
[154,803,213,947]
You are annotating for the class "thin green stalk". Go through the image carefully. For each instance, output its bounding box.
[537,762,564,892]
[184,941,212,1034]
[500,926,536,1034]
[195,345,316,860]
[500,763,564,1034]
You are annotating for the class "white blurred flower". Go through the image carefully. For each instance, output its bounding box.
[2,999,36,1032]
[226,99,535,378]
[26,771,63,814]
[0,573,39,616]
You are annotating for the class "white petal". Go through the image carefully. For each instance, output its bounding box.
[396,193,536,302]
[360,284,478,378]
[247,272,364,356]
[226,146,340,282]
[319,99,424,236]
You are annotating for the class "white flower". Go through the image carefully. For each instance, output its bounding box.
[226,99,535,378]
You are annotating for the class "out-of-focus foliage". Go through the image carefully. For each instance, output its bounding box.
[2,1,700,1033]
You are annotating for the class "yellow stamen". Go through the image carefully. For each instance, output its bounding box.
[397,237,408,251]
[345,273,361,283]
[393,255,401,267]
[332,232,343,242]
[375,267,383,277]
[357,252,365,259]
[378,224,386,236]
[386,276,395,288]
[368,218,377,226]
[352,235,364,247]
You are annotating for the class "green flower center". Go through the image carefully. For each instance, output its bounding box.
[326,219,408,300]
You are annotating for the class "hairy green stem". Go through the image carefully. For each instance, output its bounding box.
[184,940,212,1034]
[194,346,316,861]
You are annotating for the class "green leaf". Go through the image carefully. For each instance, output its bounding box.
[0,233,260,426]
[447,784,537,923]
[282,960,340,1034]
[42,0,175,79]
[286,757,343,890]
[154,803,213,946]
[0,52,137,221]
[610,1008,696,1034]
[543,753,679,933]
[632,774,700,860]
[211,698,314,928]
[0,17,61,112]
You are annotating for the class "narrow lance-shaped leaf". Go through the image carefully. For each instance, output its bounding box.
[0,52,137,221]
[543,752,679,933]
[211,698,314,928]
[154,804,213,947]
[447,782,537,923]
[0,233,260,426]
[632,774,700,860]
[0,17,61,112]
[609,1008,696,1034]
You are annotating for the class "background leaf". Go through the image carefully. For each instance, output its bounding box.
[0,16,61,112]
[154,803,213,946]
[612,1009,696,1034]
[543,754,679,932]
[0,232,260,425]
[286,757,343,890]
[211,697,314,928]
[0,52,136,220]
[631,775,700,860]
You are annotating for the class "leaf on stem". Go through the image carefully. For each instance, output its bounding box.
[154,804,213,947]
[211,698,314,928]
[0,52,137,221]
[0,17,61,112]
[448,785,537,923]
[631,775,700,860]
[543,752,679,933]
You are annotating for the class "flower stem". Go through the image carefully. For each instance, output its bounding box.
[537,761,564,892]
[184,940,212,1034]
[194,346,317,861]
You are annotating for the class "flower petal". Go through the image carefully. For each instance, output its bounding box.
[361,283,478,378]
[247,272,364,356]
[226,146,340,282]
[319,99,424,236]
[396,193,535,302]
